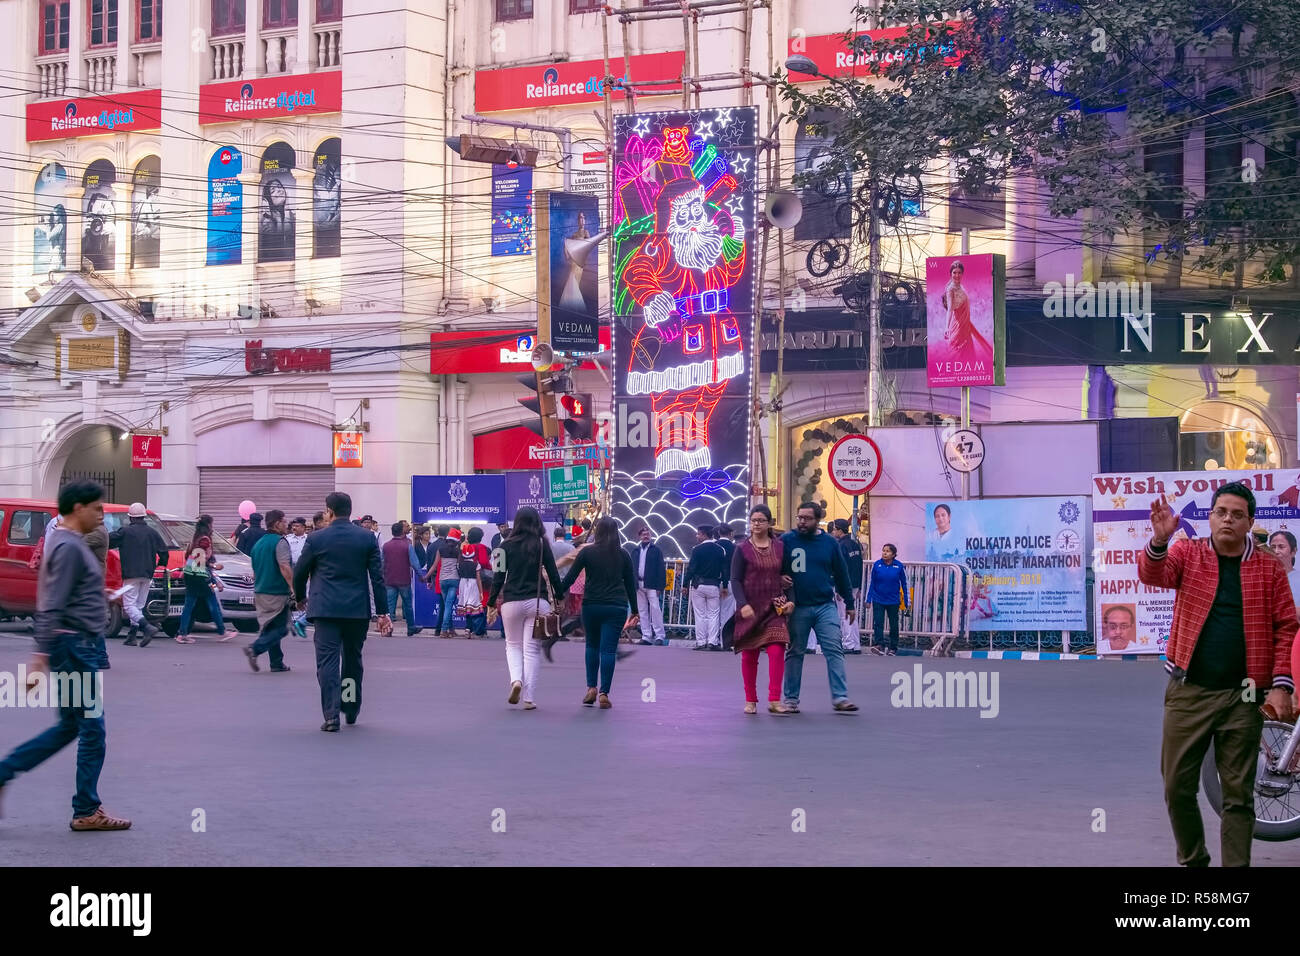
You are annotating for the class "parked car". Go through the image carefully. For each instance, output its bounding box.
[154,516,259,634]
[0,498,178,637]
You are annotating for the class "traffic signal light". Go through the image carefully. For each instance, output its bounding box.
[560,392,594,441]
[517,371,560,441]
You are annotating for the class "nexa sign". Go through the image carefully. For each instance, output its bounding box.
[1119,311,1298,358]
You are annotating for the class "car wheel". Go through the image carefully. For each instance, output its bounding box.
[159,617,180,637]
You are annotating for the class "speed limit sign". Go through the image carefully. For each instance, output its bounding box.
[827,434,883,495]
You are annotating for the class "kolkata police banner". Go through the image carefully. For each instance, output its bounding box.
[924,497,1087,631]
[1091,469,1300,655]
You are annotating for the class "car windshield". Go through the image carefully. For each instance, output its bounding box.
[164,519,240,555]
[102,512,180,548]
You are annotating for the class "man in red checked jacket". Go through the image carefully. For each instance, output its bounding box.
[1140,480,1297,867]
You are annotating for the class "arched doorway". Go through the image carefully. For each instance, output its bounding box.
[46,423,145,505]
[1179,401,1281,471]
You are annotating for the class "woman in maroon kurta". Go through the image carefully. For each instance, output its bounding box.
[730,504,792,715]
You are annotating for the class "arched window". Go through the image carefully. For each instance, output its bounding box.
[312,138,340,258]
[206,145,243,265]
[130,156,161,269]
[34,163,68,273]
[82,159,117,271]
[258,141,296,263]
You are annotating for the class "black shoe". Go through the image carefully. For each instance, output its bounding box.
[636,639,654,646]
[694,644,711,650]
[243,646,260,672]
[123,631,138,647]
[409,627,423,636]
[270,665,291,673]
[139,624,162,647]
[433,630,442,637]
[321,720,340,732]
[343,711,357,725]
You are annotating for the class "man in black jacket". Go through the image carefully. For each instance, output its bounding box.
[626,526,668,645]
[237,513,267,556]
[292,492,391,732]
[109,503,169,647]
[684,525,728,650]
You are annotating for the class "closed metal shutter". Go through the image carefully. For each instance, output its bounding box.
[198,466,337,533]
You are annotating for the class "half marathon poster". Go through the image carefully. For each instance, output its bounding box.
[610,106,758,561]
[924,496,1088,632]
[1091,469,1300,656]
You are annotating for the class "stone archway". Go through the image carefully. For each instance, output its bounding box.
[37,417,141,504]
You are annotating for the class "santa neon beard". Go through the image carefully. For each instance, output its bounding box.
[668,218,724,271]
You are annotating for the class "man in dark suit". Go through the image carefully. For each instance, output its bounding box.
[293,492,392,732]
[625,526,668,645]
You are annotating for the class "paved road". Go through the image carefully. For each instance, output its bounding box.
[1,628,1297,867]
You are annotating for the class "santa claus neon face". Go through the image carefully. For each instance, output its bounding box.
[667,186,724,272]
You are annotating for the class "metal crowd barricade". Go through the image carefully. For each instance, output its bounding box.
[859,561,969,656]
[661,557,695,639]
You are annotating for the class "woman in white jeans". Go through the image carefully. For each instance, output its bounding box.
[487,507,565,709]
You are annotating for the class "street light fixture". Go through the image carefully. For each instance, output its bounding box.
[785,54,822,77]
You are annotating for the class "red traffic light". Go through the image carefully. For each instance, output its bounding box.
[560,395,585,416]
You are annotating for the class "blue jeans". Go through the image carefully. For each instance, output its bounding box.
[582,603,626,694]
[438,579,459,632]
[251,599,290,669]
[386,585,415,629]
[783,602,849,705]
[179,579,226,636]
[0,631,107,817]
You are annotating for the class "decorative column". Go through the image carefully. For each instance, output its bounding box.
[244,0,262,79]
[116,0,132,88]
[297,0,315,71]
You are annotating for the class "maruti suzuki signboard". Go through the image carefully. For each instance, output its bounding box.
[199,71,342,124]
[475,52,685,112]
[26,90,163,142]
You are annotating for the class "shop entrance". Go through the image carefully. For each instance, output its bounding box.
[1179,401,1282,471]
[53,424,145,505]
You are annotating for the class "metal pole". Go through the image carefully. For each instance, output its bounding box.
[960,226,970,501]
[681,1,691,109]
[866,176,882,428]
[620,2,635,112]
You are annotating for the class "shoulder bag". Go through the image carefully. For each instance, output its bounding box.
[532,538,562,640]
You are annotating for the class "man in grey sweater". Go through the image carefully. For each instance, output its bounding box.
[0,480,131,830]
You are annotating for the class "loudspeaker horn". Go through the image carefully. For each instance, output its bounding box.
[765,190,803,229]
[530,342,556,371]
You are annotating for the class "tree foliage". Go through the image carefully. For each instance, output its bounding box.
[781,0,1300,283]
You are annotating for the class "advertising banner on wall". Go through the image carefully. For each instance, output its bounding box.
[332,432,363,468]
[206,146,243,265]
[925,253,1005,387]
[131,434,163,469]
[924,497,1088,631]
[491,165,533,256]
[1091,469,1300,655]
[537,191,603,354]
[198,71,342,124]
[26,89,163,142]
[611,106,758,560]
[787,27,962,83]
[412,474,507,525]
[33,162,68,273]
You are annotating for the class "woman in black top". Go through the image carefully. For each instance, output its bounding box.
[560,517,639,709]
[487,507,565,709]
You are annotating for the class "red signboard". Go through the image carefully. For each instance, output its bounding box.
[333,431,363,468]
[199,71,343,125]
[787,26,962,82]
[430,327,611,375]
[131,434,163,470]
[475,52,685,113]
[26,89,163,142]
[245,340,332,374]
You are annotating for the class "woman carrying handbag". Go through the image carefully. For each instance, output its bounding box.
[559,517,639,709]
[487,507,565,710]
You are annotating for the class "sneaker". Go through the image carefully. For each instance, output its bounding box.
[321,719,340,732]
[833,700,860,712]
[869,646,886,656]
[243,646,260,672]
[885,648,897,657]
[783,702,800,714]
[523,701,537,710]
[123,629,138,647]
[70,807,132,831]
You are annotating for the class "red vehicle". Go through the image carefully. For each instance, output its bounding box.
[0,498,184,636]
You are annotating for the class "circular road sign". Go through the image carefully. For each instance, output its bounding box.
[943,428,985,473]
[827,434,883,496]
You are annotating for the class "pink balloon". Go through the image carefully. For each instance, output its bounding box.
[238,500,257,520]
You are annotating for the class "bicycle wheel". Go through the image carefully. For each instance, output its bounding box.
[1201,720,1300,842]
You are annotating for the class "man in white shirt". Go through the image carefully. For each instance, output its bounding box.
[286,517,309,565]
[628,526,668,645]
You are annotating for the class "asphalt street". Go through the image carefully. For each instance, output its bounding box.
[1,626,1298,867]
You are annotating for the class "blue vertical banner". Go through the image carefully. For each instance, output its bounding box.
[491,164,533,257]
[207,146,243,265]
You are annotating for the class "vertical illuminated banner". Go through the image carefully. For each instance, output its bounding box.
[611,107,757,560]
[537,191,602,354]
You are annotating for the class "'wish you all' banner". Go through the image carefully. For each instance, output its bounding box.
[1091,469,1300,655]
[924,497,1088,631]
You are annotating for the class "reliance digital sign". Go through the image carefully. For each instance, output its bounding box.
[610,106,757,559]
